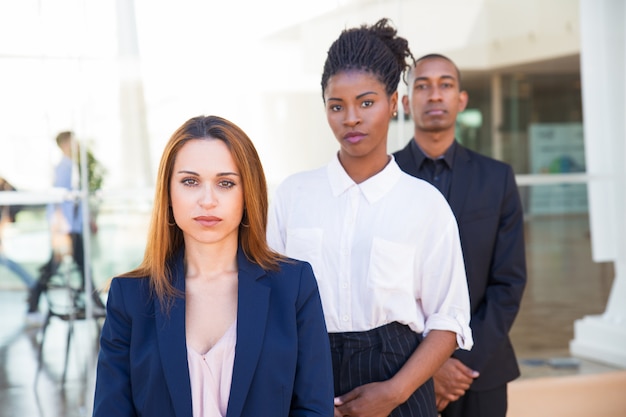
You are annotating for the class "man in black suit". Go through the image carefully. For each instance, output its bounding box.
[394,54,527,417]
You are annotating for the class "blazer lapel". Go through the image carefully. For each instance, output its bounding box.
[156,251,193,417]
[226,250,270,417]
[449,144,473,217]
[394,140,422,178]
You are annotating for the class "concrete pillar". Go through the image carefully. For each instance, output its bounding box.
[570,0,626,368]
[116,0,152,188]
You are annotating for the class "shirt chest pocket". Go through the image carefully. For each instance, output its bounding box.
[368,238,415,293]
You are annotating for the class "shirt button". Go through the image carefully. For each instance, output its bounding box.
[342,315,349,322]
[341,282,348,289]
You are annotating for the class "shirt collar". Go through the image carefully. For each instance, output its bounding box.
[327,152,403,204]
[411,139,457,170]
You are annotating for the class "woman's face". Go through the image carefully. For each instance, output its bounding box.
[169,139,244,249]
[324,70,397,164]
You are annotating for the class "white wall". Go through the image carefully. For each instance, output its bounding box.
[0,0,581,194]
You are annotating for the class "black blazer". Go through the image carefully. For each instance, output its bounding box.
[394,141,527,391]
[93,249,334,416]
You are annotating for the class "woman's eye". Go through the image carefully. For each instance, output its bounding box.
[330,104,342,112]
[218,180,236,189]
[182,178,198,186]
[361,100,373,108]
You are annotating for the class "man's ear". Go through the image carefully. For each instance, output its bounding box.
[458,90,469,112]
[402,95,411,116]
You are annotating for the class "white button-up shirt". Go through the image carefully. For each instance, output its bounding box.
[268,154,473,350]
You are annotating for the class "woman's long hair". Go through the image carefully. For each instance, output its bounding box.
[121,115,282,309]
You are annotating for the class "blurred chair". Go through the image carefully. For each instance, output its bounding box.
[35,253,105,385]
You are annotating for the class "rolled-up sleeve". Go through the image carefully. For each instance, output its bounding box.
[419,212,473,351]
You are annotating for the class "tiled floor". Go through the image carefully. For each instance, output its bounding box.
[0,290,99,417]
[0,212,622,416]
[512,215,618,380]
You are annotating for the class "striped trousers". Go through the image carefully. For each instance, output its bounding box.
[329,322,437,417]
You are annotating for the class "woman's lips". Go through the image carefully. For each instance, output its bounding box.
[344,132,366,144]
[195,216,221,227]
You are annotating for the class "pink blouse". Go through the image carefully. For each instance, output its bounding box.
[187,321,237,417]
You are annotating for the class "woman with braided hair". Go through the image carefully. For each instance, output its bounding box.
[268,18,473,417]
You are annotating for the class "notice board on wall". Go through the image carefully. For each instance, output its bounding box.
[528,123,587,215]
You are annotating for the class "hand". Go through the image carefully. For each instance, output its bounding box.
[334,381,401,417]
[436,397,450,412]
[433,358,479,407]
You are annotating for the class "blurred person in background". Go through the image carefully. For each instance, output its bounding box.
[0,176,37,297]
[27,131,105,324]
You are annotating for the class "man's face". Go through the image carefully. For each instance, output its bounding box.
[403,57,468,134]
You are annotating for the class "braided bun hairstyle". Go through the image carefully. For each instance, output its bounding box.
[321,18,414,99]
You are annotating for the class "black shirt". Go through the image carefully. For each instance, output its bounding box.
[408,139,456,200]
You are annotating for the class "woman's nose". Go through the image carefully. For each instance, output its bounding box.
[344,107,361,127]
[199,186,217,206]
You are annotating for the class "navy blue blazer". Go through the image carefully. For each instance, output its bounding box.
[394,141,527,391]
[93,249,334,417]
